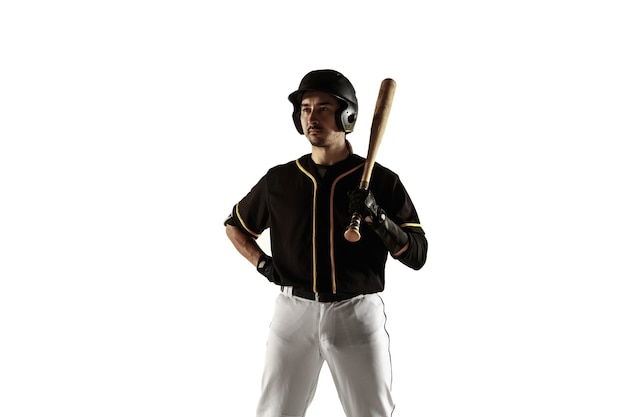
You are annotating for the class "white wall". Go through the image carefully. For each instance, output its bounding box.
[1,1,625,416]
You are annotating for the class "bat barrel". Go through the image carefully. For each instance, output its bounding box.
[344,77,396,243]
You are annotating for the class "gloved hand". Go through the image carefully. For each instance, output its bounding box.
[347,188,409,255]
[256,253,276,283]
[347,189,384,224]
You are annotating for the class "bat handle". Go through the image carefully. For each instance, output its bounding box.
[344,211,362,242]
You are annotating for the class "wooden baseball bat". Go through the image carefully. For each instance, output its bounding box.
[344,78,396,242]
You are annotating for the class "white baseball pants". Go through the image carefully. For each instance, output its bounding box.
[256,287,395,417]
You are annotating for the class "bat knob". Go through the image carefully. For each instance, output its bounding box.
[344,228,361,242]
[344,213,362,242]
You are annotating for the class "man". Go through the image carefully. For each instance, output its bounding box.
[224,69,427,417]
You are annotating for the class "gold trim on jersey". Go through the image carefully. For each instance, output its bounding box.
[296,159,319,292]
[329,163,364,294]
[401,222,422,228]
[235,203,261,238]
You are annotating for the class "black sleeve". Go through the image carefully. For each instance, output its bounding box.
[223,213,236,227]
[379,170,427,270]
[394,231,428,270]
[224,174,271,238]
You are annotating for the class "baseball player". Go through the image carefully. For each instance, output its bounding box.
[224,69,428,417]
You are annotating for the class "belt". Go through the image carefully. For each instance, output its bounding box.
[282,286,362,302]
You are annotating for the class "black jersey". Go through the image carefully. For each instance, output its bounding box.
[228,153,425,295]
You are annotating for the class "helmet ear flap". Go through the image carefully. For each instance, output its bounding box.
[334,100,348,134]
[292,109,304,134]
[289,91,305,134]
[341,104,358,134]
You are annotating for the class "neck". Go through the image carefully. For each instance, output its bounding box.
[311,139,351,166]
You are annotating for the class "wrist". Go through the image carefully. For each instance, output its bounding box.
[369,212,409,255]
[257,253,271,270]
[368,207,387,226]
[256,253,275,283]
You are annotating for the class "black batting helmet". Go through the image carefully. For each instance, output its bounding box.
[288,69,358,134]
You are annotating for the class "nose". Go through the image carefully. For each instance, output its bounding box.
[304,107,319,122]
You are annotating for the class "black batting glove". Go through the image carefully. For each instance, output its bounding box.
[256,253,276,283]
[347,189,384,224]
[347,189,409,255]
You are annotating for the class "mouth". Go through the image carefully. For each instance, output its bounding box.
[307,126,322,134]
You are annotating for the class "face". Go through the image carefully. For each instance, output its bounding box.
[300,91,345,148]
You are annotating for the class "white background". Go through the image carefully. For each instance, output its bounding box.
[1,1,625,416]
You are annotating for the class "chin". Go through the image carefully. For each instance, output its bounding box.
[306,135,326,146]
[311,139,330,147]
